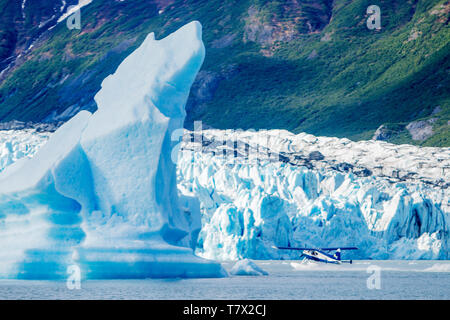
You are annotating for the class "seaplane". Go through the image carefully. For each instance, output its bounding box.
[274,246,358,264]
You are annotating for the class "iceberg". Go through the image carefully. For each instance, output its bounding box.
[0,21,225,279]
[230,259,268,276]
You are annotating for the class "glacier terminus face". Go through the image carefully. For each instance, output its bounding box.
[177,128,449,261]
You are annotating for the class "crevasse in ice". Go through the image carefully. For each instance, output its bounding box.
[0,21,226,279]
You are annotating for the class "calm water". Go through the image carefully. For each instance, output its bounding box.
[0,260,449,300]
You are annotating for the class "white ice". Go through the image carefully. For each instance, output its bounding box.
[0,129,50,173]
[177,129,449,261]
[230,259,268,276]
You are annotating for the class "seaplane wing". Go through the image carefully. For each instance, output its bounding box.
[275,246,358,251]
[318,247,358,251]
[275,247,311,251]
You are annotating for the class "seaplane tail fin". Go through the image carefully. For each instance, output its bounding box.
[334,249,341,260]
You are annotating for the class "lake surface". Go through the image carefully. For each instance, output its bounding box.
[0,260,449,300]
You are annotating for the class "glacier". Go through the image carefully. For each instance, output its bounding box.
[177,129,449,261]
[0,21,226,279]
[0,129,50,171]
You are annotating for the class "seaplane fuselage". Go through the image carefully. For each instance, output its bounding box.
[275,246,358,264]
[302,249,343,264]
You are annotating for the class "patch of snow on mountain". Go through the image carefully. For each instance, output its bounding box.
[57,0,93,23]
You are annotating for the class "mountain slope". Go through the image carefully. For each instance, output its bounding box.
[0,0,449,146]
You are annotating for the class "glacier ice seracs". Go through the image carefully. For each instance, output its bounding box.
[0,21,226,279]
[0,129,50,172]
[177,129,449,261]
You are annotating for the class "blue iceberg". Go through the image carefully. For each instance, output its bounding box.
[0,21,226,279]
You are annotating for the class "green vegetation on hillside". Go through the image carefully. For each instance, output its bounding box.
[0,0,448,146]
